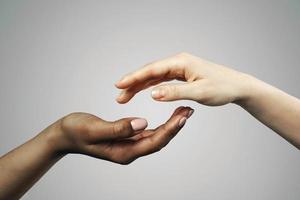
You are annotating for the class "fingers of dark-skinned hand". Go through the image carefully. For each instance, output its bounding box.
[89,117,148,142]
[126,106,186,141]
[85,107,193,165]
[126,106,193,159]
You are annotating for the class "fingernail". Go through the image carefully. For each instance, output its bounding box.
[131,118,148,131]
[187,109,194,118]
[178,117,187,128]
[151,89,165,99]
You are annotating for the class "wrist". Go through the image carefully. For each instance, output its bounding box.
[233,73,262,106]
[39,119,69,157]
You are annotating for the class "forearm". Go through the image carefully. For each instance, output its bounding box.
[0,123,63,200]
[237,75,300,149]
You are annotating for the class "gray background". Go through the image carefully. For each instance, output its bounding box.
[0,0,299,199]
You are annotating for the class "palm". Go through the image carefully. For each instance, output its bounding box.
[59,107,191,164]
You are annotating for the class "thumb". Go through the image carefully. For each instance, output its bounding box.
[97,118,148,140]
[151,82,197,101]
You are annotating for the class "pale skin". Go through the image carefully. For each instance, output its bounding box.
[116,53,300,149]
[0,107,194,200]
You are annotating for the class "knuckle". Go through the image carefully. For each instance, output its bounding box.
[112,120,132,138]
[112,122,124,137]
[170,85,179,98]
[145,65,158,77]
[147,68,156,76]
[175,52,192,66]
[174,52,191,63]
[169,53,190,71]
[176,52,190,58]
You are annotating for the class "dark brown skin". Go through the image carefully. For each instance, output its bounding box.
[0,106,193,200]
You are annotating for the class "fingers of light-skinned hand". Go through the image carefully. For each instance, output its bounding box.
[90,118,148,141]
[115,56,185,89]
[116,78,172,104]
[151,81,201,102]
[130,106,193,158]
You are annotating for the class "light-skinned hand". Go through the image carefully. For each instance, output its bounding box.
[115,52,249,106]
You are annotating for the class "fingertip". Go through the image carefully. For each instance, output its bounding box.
[151,89,160,99]
[179,106,194,118]
[115,82,128,89]
[187,108,194,118]
[167,107,192,129]
[116,98,128,104]
[175,107,194,128]
[171,106,185,117]
[114,82,122,89]
[115,76,131,89]
[115,91,128,104]
[131,118,148,132]
[164,107,187,129]
[115,95,123,104]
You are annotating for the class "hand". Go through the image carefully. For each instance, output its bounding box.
[115,52,300,149]
[0,107,193,199]
[49,106,193,164]
[115,53,252,106]
[0,104,193,200]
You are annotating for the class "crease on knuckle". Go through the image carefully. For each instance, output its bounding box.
[112,122,125,138]
[146,66,158,78]
[169,85,179,99]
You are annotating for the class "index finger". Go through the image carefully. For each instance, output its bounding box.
[115,55,185,89]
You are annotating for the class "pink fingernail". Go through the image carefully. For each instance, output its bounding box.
[187,109,194,118]
[178,117,187,128]
[131,118,148,131]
